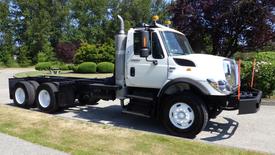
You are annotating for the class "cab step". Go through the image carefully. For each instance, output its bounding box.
[126,95,154,101]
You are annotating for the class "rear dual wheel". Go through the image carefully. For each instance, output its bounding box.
[13,81,62,113]
[13,81,36,108]
[36,83,59,113]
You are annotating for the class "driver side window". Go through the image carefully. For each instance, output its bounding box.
[134,32,141,55]
[133,31,164,59]
[151,32,164,59]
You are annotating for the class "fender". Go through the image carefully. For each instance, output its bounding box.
[157,78,211,99]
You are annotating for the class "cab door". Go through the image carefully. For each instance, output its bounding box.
[125,30,168,89]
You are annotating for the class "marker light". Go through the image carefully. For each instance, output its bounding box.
[152,15,159,22]
[164,20,171,25]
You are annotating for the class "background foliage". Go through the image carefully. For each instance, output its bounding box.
[0,0,169,66]
[97,62,115,73]
[169,0,274,57]
[238,52,275,97]
[0,0,274,95]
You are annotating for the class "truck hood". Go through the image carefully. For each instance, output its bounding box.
[173,53,227,64]
[172,53,229,81]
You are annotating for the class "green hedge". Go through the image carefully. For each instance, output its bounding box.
[241,52,275,97]
[35,62,71,71]
[68,64,77,70]
[35,62,53,70]
[97,62,114,73]
[75,62,97,73]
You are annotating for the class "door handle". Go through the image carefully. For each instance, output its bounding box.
[131,59,140,62]
[130,67,135,77]
[169,67,176,72]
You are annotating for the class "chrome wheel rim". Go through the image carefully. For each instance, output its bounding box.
[15,88,26,104]
[38,90,51,108]
[169,102,195,129]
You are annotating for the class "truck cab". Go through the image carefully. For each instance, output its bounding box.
[116,16,261,138]
[125,24,238,95]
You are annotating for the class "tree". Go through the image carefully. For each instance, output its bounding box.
[0,1,14,65]
[68,0,110,44]
[151,0,171,21]
[10,0,69,63]
[170,0,275,57]
[55,41,80,63]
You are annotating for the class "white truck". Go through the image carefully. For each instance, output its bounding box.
[9,16,262,138]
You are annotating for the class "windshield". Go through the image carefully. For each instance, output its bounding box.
[161,31,193,56]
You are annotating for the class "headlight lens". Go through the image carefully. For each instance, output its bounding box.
[223,60,238,89]
[207,79,231,94]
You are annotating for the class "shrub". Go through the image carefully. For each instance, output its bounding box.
[98,42,115,63]
[37,52,48,62]
[58,64,70,70]
[74,42,115,64]
[67,64,77,71]
[0,61,4,67]
[55,42,80,63]
[36,42,57,63]
[74,43,102,64]
[240,52,275,97]
[35,62,72,71]
[97,62,114,73]
[35,62,53,71]
[4,55,19,67]
[75,62,97,73]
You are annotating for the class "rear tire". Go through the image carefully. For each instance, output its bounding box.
[28,81,40,108]
[36,83,59,113]
[162,92,208,138]
[13,81,36,108]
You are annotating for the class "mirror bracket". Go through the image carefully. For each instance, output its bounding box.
[145,57,158,65]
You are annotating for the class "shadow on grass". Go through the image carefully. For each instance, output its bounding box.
[6,102,239,141]
[56,103,239,141]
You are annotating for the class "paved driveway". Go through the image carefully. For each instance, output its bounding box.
[1,68,275,154]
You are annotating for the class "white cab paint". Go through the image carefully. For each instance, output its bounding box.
[125,25,237,96]
[125,29,168,89]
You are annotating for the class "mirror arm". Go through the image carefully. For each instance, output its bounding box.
[145,57,158,65]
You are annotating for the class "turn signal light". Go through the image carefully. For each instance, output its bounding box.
[152,15,159,22]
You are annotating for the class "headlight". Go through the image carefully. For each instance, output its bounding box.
[223,60,238,91]
[207,79,231,94]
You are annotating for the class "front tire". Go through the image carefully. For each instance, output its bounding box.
[36,83,59,113]
[162,92,208,138]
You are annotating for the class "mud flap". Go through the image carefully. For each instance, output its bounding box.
[238,89,262,115]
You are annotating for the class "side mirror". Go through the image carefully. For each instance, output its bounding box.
[140,30,150,58]
[140,48,150,57]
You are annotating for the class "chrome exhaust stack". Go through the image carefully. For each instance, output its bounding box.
[115,15,127,99]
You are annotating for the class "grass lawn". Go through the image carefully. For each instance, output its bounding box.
[0,105,265,155]
[14,70,113,79]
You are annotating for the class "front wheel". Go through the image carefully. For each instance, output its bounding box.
[162,92,208,138]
